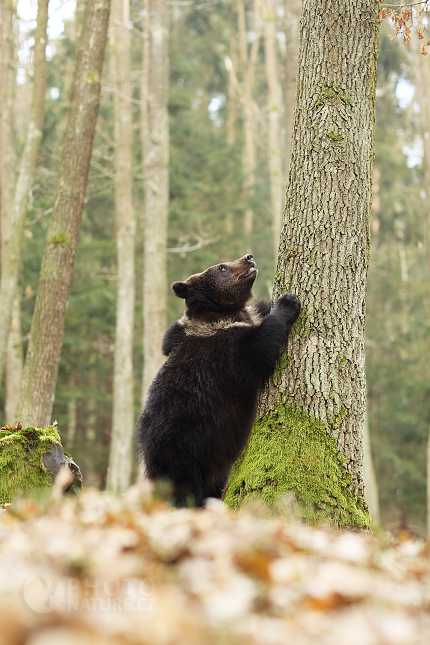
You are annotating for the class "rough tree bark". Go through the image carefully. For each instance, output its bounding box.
[142,0,169,401]
[107,0,136,493]
[225,0,380,530]
[262,0,284,252]
[16,0,111,428]
[0,0,48,387]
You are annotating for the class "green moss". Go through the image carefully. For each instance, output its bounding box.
[224,400,370,530]
[328,406,347,431]
[285,246,299,258]
[289,310,311,338]
[85,71,99,84]
[0,426,62,504]
[273,355,292,385]
[49,233,70,244]
[316,83,353,108]
[326,130,343,142]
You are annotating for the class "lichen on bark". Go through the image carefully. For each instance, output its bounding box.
[224,398,370,530]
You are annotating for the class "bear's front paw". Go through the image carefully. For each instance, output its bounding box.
[274,293,301,319]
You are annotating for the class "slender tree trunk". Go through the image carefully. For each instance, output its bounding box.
[225,32,238,235]
[225,0,380,530]
[411,38,430,536]
[226,32,237,147]
[0,0,24,422]
[5,296,23,423]
[262,0,283,252]
[427,426,430,540]
[87,360,97,442]
[0,0,48,387]
[66,373,77,446]
[1,0,16,252]
[141,0,149,203]
[363,410,380,524]
[142,0,169,401]
[16,0,111,428]
[283,0,301,182]
[107,0,136,493]
[237,0,261,236]
[411,38,430,276]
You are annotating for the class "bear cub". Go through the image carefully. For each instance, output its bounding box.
[136,254,300,507]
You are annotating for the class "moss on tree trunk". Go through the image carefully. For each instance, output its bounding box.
[224,398,369,529]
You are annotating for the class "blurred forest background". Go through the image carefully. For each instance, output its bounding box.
[1,0,430,536]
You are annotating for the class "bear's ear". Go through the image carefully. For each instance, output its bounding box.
[171,281,189,299]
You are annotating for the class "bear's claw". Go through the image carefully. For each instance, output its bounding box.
[273,293,301,323]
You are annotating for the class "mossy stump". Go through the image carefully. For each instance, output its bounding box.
[0,425,82,505]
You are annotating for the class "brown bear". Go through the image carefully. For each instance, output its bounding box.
[136,254,300,507]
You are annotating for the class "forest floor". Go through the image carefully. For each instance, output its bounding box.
[1,483,430,645]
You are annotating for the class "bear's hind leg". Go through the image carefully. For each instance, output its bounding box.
[172,469,205,508]
[202,467,232,503]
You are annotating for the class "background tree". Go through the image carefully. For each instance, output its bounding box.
[0,0,24,423]
[237,0,261,237]
[281,0,301,181]
[0,0,48,389]
[142,0,169,400]
[107,0,136,493]
[225,0,381,529]
[16,0,111,427]
[262,0,283,252]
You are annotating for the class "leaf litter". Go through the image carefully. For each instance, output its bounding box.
[1,483,430,644]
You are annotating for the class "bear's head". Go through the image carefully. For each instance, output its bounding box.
[172,254,257,315]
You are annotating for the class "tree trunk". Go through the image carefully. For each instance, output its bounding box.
[0,0,24,422]
[66,373,77,446]
[411,38,430,536]
[15,0,111,428]
[0,0,16,252]
[224,32,238,235]
[237,0,261,236]
[411,37,430,275]
[5,296,23,424]
[0,0,48,387]
[283,0,301,182]
[225,0,380,530]
[363,410,380,524]
[107,0,136,493]
[262,0,283,252]
[142,0,169,401]
[226,32,237,147]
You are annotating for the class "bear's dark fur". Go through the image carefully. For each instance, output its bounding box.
[136,254,301,507]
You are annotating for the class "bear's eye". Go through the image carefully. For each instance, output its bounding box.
[219,266,227,272]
